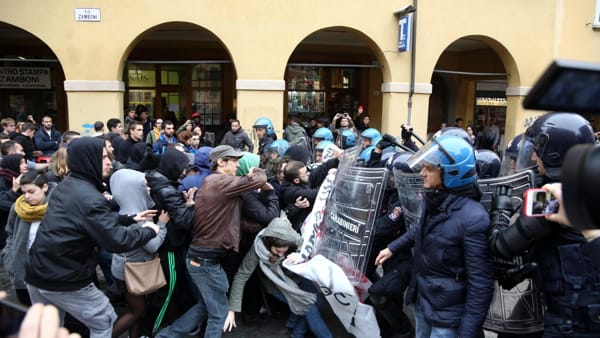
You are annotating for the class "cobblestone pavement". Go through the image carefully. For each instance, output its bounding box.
[0,264,498,338]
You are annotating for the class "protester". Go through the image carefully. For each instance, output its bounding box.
[0,153,27,248]
[3,170,50,305]
[224,217,332,338]
[24,137,159,338]
[109,169,169,338]
[155,145,267,338]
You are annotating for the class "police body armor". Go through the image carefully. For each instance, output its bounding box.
[479,170,545,334]
[316,145,388,284]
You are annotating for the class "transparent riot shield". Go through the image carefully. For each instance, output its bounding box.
[393,169,424,230]
[314,145,388,285]
[479,169,545,334]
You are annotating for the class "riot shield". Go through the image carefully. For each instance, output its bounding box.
[393,169,424,230]
[314,145,388,285]
[479,169,545,334]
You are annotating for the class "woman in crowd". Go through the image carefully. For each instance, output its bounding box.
[47,146,69,183]
[3,170,50,305]
[0,153,28,249]
[224,217,332,338]
[109,168,169,338]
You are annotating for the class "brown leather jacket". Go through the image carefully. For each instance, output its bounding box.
[189,168,267,256]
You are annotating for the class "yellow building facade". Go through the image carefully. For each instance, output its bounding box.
[1,0,599,143]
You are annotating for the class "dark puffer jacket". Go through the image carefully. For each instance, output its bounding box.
[388,192,494,338]
[25,137,156,291]
[146,147,195,250]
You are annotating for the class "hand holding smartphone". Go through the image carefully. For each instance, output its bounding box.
[0,299,27,337]
[524,188,559,217]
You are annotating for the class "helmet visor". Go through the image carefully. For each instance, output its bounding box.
[515,136,537,172]
[406,138,456,173]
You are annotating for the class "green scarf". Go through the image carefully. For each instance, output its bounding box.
[14,195,48,222]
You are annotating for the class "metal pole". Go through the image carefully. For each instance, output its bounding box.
[407,0,417,125]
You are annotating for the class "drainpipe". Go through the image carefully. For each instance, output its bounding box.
[407,0,417,125]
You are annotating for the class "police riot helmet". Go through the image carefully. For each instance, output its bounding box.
[341,129,356,148]
[499,133,524,176]
[267,139,289,156]
[253,117,275,136]
[360,128,382,146]
[475,149,501,179]
[406,135,476,189]
[392,151,414,173]
[315,140,334,151]
[312,127,334,142]
[517,112,594,180]
[359,145,377,163]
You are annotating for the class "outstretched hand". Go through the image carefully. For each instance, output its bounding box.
[223,310,237,332]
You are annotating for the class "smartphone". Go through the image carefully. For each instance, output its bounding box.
[0,299,28,337]
[524,188,559,217]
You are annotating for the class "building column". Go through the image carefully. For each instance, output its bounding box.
[64,80,125,134]
[381,81,432,139]
[235,79,285,146]
[505,86,541,141]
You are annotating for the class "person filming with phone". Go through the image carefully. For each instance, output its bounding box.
[489,112,600,336]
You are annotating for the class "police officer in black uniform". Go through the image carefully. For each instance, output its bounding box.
[489,112,600,337]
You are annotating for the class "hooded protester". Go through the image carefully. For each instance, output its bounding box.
[25,137,159,338]
[178,146,213,194]
[110,169,169,338]
[144,146,197,334]
[224,217,332,338]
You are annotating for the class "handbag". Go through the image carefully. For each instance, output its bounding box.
[124,255,167,296]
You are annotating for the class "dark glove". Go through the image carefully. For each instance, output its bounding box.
[377,134,396,149]
[498,262,537,290]
[401,124,413,141]
[490,185,513,229]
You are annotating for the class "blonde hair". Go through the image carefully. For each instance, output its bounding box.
[53,146,69,178]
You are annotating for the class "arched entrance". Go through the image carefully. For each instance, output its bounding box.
[429,36,519,151]
[0,22,67,131]
[124,22,236,143]
[285,27,384,131]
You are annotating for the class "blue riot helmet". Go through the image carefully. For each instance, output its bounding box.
[266,139,289,157]
[499,133,524,176]
[253,117,275,136]
[360,128,382,149]
[475,149,501,179]
[315,140,334,151]
[406,135,476,189]
[516,112,594,180]
[312,127,334,142]
[341,129,356,148]
[359,145,377,164]
[392,151,414,173]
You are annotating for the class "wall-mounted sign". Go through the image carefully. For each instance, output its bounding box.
[0,67,51,89]
[74,8,101,22]
[398,14,413,52]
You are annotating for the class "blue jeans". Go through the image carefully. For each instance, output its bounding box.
[26,283,117,338]
[155,256,229,338]
[413,298,458,338]
[272,278,332,338]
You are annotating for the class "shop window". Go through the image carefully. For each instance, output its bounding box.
[192,64,222,128]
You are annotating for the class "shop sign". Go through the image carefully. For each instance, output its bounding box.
[74,8,101,22]
[398,14,413,52]
[0,67,51,89]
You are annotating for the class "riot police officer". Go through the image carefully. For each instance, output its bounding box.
[489,112,600,337]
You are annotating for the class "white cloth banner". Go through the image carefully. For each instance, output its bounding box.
[284,255,380,338]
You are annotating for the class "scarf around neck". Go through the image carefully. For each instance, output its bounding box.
[254,232,316,315]
[14,195,48,222]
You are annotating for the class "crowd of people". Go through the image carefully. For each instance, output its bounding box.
[0,106,598,338]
